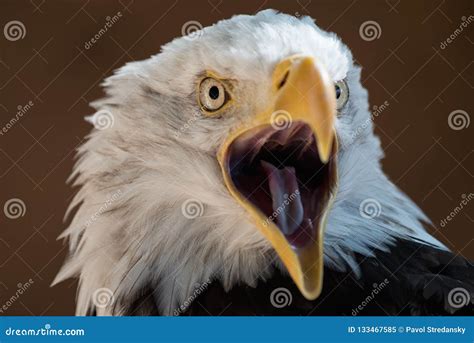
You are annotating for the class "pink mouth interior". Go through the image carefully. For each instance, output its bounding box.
[225,122,336,248]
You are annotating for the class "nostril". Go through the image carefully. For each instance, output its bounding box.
[277,70,290,90]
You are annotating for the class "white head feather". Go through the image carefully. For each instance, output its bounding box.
[54,10,446,315]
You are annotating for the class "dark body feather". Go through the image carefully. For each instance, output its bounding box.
[122,238,474,316]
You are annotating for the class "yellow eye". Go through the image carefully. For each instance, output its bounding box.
[199,77,228,112]
[335,80,349,110]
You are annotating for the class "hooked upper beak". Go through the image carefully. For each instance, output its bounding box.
[217,56,338,300]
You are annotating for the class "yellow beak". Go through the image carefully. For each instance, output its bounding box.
[218,56,338,300]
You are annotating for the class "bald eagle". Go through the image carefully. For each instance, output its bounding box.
[54,10,473,316]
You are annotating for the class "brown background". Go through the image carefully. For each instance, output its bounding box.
[0,0,472,315]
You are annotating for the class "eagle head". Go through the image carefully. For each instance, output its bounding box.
[55,9,443,315]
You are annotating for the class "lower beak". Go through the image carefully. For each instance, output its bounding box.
[218,56,338,300]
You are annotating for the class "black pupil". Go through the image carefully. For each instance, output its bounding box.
[335,85,341,99]
[209,86,220,100]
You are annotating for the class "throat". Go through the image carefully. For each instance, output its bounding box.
[226,123,337,248]
[261,161,304,236]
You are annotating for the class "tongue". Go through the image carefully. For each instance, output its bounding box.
[261,161,304,236]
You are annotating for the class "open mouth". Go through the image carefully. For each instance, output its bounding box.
[217,55,337,299]
[223,122,337,249]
